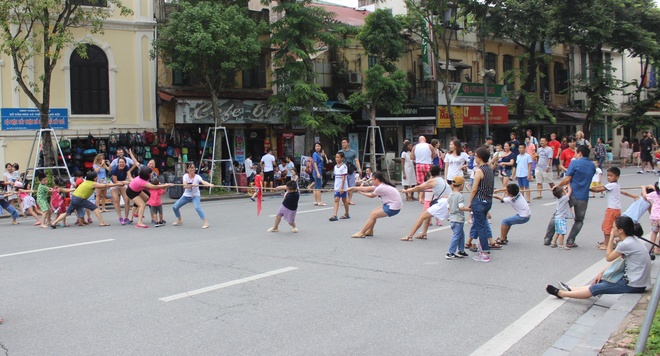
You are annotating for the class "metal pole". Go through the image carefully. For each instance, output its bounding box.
[483,36,489,139]
[634,267,660,353]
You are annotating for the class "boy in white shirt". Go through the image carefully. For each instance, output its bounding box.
[590,167,622,250]
[493,184,532,245]
[329,152,349,221]
[589,159,604,198]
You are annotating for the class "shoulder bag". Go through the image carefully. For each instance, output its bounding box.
[601,257,625,283]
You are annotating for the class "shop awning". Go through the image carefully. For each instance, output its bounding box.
[377,116,435,121]
[438,60,456,71]
[159,91,175,102]
[559,111,587,119]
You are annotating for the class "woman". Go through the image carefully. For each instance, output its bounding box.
[92,154,110,212]
[467,147,496,262]
[311,143,327,206]
[620,137,630,168]
[575,130,591,148]
[110,157,134,225]
[631,138,641,167]
[594,137,607,169]
[497,142,515,187]
[431,138,445,172]
[546,216,651,299]
[400,142,417,201]
[126,167,172,228]
[348,172,403,238]
[444,139,469,184]
[172,162,214,229]
[3,163,20,210]
[400,165,449,241]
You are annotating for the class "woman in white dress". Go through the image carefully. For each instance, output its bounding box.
[401,142,417,201]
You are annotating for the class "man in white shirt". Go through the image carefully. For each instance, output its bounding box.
[534,137,556,200]
[410,136,437,203]
[244,154,254,183]
[261,148,276,188]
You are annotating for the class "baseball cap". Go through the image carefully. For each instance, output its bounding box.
[452,176,465,186]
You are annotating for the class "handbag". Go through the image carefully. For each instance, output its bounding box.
[601,257,625,283]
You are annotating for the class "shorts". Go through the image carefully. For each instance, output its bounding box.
[264,171,274,182]
[552,158,560,166]
[150,205,163,216]
[427,198,449,220]
[633,152,641,159]
[334,191,347,198]
[641,151,653,163]
[516,176,530,188]
[554,217,567,235]
[502,214,531,227]
[590,181,601,188]
[382,204,400,217]
[126,187,150,200]
[535,169,554,184]
[601,208,621,235]
[607,152,613,162]
[277,205,297,224]
[346,173,356,188]
[66,195,98,215]
[589,278,646,296]
[651,219,660,233]
[415,163,431,185]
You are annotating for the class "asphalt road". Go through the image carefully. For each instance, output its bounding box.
[0,167,657,355]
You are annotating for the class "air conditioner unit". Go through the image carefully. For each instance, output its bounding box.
[574,99,585,110]
[349,72,363,84]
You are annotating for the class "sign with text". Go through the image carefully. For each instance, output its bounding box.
[437,106,464,129]
[462,105,508,125]
[438,82,508,106]
[1,108,68,130]
[176,99,281,125]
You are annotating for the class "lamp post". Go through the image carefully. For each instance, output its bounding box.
[482,56,495,139]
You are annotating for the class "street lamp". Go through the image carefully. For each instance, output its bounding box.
[483,68,496,140]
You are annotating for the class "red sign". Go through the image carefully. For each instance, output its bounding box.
[462,106,508,125]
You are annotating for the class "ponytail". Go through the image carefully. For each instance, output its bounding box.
[373,171,395,187]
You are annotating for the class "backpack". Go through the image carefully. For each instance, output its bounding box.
[166,146,174,157]
[118,131,129,147]
[126,131,134,146]
[87,133,95,147]
[109,133,119,146]
[152,146,160,156]
[144,147,152,159]
[97,139,106,153]
[50,189,65,214]
[133,132,142,147]
[144,131,155,145]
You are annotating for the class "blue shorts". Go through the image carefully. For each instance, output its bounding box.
[346,173,356,188]
[334,191,347,198]
[589,278,646,296]
[382,204,400,217]
[554,217,567,235]
[502,214,530,227]
[517,176,530,188]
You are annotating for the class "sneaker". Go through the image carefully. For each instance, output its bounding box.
[292,227,298,233]
[445,253,458,260]
[472,253,490,263]
[546,284,562,298]
[638,171,644,174]
[87,218,93,223]
[456,251,469,258]
[250,197,255,202]
[559,281,572,291]
[154,222,163,227]
[120,218,126,226]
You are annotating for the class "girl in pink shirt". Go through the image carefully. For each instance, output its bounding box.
[126,167,172,228]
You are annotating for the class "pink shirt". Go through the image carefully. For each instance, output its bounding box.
[147,188,165,207]
[374,183,403,210]
[647,191,660,220]
[129,177,149,192]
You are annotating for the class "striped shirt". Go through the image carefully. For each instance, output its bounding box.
[475,164,494,202]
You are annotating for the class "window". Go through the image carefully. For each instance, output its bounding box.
[76,0,108,6]
[484,52,497,84]
[503,55,514,90]
[243,54,267,89]
[172,70,201,86]
[554,62,568,94]
[314,61,332,88]
[580,51,588,80]
[70,45,109,115]
[605,52,612,77]
[368,55,378,69]
[539,62,550,93]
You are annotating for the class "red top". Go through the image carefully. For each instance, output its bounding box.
[254,174,263,188]
[560,148,576,168]
[548,140,561,158]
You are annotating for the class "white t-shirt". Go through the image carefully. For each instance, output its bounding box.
[503,193,531,217]
[245,158,254,177]
[3,171,20,200]
[333,163,348,191]
[515,154,532,177]
[444,152,469,181]
[183,174,204,197]
[285,162,294,177]
[604,181,621,209]
[556,194,571,218]
[616,236,652,288]
[592,167,602,183]
[261,153,276,172]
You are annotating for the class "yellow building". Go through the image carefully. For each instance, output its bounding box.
[0,0,157,175]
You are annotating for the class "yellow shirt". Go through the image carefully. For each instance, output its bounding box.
[73,180,95,199]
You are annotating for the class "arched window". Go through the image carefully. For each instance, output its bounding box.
[70,45,109,115]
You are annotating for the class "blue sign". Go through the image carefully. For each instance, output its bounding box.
[1,108,68,130]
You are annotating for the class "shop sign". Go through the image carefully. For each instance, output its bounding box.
[417,125,435,135]
[1,108,68,130]
[438,82,508,106]
[462,105,508,125]
[437,106,464,129]
[176,99,281,125]
[376,105,436,119]
[234,128,245,164]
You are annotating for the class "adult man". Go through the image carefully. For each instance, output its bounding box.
[409,135,437,203]
[559,136,577,175]
[534,137,555,199]
[485,136,494,155]
[525,129,539,147]
[547,133,562,178]
[639,131,657,174]
[110,148,135,169]
[244,154,255,183]
[260,148,277,188]
[509,132,521,157]
[340,137,361,205]
[543,145,596,248]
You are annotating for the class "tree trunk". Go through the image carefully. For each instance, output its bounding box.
[584,48,605,141]
[369,105,377,171]
[210,89,224,184]
[516,43,538,125]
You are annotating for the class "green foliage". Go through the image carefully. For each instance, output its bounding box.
[638,305,660,355]
[349,65,409,116]
[154,1,264,93]
[358,9,404,67]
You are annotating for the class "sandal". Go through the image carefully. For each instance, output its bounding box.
[99,223,110,227]
[352,233,366,238]
[318,202,326,206]
[415,234,427,240]
[496,238,508,245]
[551,244,557,248]
[340,214,350,219]
[400,236,413,241]
[488,243,502,249]
[465,243,472,250]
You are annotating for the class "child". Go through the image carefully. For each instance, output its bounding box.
[493,144,504,176]
[465,151,475,190]
[605,138,613,169]
[250,166,263,202]
[267,180,300,233]
[290,168,299,184]
[52,177,75,227]
[446,176,470,259]
[17,182,42,225]
[654,148,660,174]
[329,151,349,221]
[0,191,20,224]
[513,143,532,203]
[590,167,621,250]
[148,177,166,227]
[645,183,660,254]
[589,160,604,198]
[36,173,51,228]
[551,185,572,249]
[493,183,532,245]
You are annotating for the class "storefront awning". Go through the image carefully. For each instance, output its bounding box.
[559,111,587,119]
[377,116,435,121]
[159,91,175,102]
[438,60,456,71]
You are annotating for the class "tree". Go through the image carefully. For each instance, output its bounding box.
[463,0,555,128]
[0,0,132,167]
[349,9,409,170]
[266,0,354,152]
[403,0,461,137]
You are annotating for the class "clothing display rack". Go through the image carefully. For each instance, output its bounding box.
[199,126,237,193]
[24,128,72,182]
[362,126,391,180]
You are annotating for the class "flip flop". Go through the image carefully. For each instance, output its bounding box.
[99,223,110,227]
[135,224,148,229]
[400,236,413,241]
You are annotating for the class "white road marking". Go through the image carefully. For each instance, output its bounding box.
[159,266,299,302]
[542,202,556,206]
[0,239,116,258]
[426,225,452,233]
[268,207,333,217]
